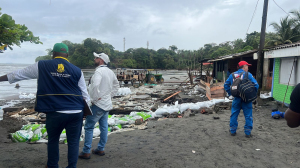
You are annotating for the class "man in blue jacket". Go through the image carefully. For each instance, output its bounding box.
[224,61,259,138]
[0,43,90,168]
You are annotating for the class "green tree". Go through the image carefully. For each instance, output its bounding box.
[245,31,260,49]
[0,8,42,49]
[169,45,178,53]
[290,8,300,23]
[211,48,231,58]
[269,16,300,45]
[121,59,137,68]
[232,38,245,53]
[35,48,52,62]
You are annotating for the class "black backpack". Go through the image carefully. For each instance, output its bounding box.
[230,72,243,97]
[238,72,257,103]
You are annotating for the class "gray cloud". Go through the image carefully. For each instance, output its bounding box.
[1,0,300,63]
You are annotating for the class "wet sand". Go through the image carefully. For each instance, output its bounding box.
[0,101,299,168]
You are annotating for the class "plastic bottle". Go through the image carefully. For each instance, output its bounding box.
[0,107,3,121]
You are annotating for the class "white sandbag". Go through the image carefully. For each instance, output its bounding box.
[113,125,122,130]
[174,101,179,108]
[195,102,209,108]
[189,104,200,110]
[30,128,42,142]
[41,126,47,138]
[108,118,116,126]
[60,129,67,139]
[148,111,156,118]
[93,129,100,137]
[129,112,140,117]
[36,139,48,143]
[81,126,85,137]
[167,107,180,114]
[21,124,42,131]
[114,118,130,125]
[155,108,169,115]
[211,99,225,104]
[116,87,132,96]
[130,115,142,120]
[11,130,34,142]
[179,103,192,112]
[19,93,36,99]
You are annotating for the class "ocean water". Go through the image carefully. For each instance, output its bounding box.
[0,63,38,100]
[0,64,94,100]
[0,63,194,100]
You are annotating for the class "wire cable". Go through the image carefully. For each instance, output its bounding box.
[272,0,291,17]
[246,0,260,35]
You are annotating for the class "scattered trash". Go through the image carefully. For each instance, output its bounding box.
[19,93,36,99]
[260,92,272,99]
[135,118,143,125]
[116,87,132,96]
[5,80,234,144]
[192,150,196,153]
[271,110,285,119]
[15,83,20,88]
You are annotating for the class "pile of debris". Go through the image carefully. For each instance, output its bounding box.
[4,107,46,123]
[3,80,232,144]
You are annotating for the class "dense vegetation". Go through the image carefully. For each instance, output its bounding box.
[0,8,42,50]
[35,8,300,69]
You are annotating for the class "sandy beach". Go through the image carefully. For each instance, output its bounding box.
[0,99,299,168]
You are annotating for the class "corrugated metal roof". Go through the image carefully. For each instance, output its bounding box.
[264,42,300,51]
[208,49,257,62]
[208,42,300,62]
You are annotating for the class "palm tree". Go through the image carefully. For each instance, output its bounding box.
[290,8,300,23]
[269,16,300,46]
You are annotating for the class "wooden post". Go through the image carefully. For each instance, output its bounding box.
[256,0,269,90]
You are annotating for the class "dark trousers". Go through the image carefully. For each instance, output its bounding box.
[46,112,83,168]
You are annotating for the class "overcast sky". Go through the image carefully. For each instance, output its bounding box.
[1,0,300,64]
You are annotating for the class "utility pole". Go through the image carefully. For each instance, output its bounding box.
[147,41,149,68]
[147,41,149,49]
[123,37,125,52]
[200,50,203,77]
[256,0,269,89]
[194,51,196,70]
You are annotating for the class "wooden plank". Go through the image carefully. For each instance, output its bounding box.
[211,93,225,98]
[211,86,224,91]
[162,91,181,102]
[3,107,23,112]
[211,90,225,94]
[206,92,211,100]
[205,82,211,100]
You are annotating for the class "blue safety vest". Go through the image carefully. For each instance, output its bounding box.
[35,57,84,112]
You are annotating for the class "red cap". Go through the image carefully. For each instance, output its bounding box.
[238,61,251,67]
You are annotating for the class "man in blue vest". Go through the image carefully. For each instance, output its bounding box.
[224,61,259,138]
[0,43,90,168]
